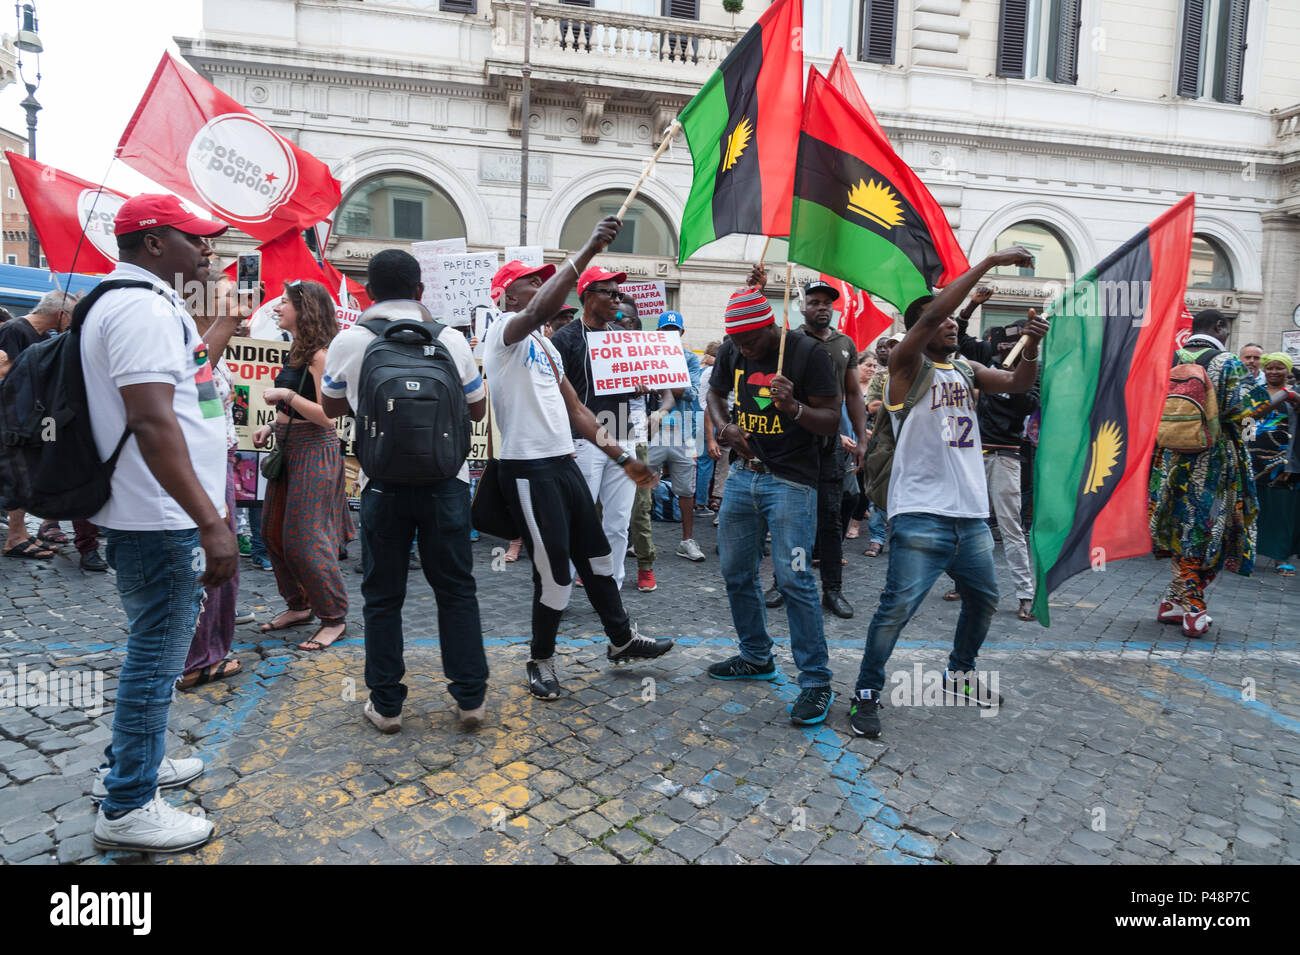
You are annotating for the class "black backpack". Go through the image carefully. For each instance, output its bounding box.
[354,317,469,484]
[0,279,170,520]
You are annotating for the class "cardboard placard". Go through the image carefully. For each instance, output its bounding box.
[412,237,467,319]
[621,281,667,319]
[1283,330,1300,363]
[336,304,362,331]
[504,245,545,267]
[224,337,292,450]
[439,251,499,328]
[584,329,690,396]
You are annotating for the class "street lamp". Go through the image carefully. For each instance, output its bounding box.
[14,2,41,268]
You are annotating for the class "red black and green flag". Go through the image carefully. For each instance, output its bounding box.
[676,0,802,264]
[787,67,968,313]
[1030,194,1196,625]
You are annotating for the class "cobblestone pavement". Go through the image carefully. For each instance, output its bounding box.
[1,511,1298,865]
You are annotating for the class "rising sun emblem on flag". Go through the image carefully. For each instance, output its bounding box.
[1084,420,1123,494]
[722,116,753,172]
[846,178,905,230]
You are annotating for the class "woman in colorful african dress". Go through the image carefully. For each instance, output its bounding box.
[1148,311,1296,637]
[1248,353,1300,576]
[254,280,349,651]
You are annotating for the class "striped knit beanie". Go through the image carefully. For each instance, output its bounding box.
[724,287,774,335]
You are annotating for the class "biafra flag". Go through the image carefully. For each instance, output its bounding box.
[787,67,968,312]
[676,0,802,264]
[1030,195,1196,626]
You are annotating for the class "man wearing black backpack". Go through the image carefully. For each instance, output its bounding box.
[321,250,489,734]
[77,194,236,853]
[848,246,1047,739]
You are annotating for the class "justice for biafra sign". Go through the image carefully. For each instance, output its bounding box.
[585,329,690,396]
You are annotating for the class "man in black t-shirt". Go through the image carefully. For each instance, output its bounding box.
[549,266,643,591]
[705,286,842,727]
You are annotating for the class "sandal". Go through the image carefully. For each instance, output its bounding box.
[176,658,242,690]
[4,539,55,560]
[943,590,961,601]
[37,522,69,546]
[297,624,347,652]
[504,539,522,563]
[864,542,883,558]
[845,520,860,540]
[259,609,315,633]
[1277,563,1296,577]
[1017,599,1035,621]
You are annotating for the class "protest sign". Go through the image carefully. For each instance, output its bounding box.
[224,337,292,450]
[504,245,545,267]
[621,281,667,318]
[439,251,499,328]
[584,329,690,396]
[337,304,362,331]
[412,237,467,319]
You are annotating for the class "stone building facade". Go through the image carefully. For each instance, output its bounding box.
[181,0,1300,350]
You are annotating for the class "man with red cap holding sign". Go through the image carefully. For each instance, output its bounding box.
[481,215,673,702]
[705,283,842,726]
[80,194,236,853]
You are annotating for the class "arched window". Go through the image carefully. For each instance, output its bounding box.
[560,191,676,257]
[337,173,466,241]
[986,221,1074,280]
[1187,235,1234,289]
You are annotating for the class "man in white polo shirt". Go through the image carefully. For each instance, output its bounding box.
[82,194,236,854]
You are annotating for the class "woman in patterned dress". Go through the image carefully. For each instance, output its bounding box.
[1248,353,1300,575]
[254,280,349,650]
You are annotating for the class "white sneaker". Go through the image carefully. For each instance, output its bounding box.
[676,538,706,562]
[93,792,214,853]
[91,756,205,801]
[364,698,402,734]
[458,702,487,730]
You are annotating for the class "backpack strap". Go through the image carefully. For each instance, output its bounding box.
[71,279,172,333]
[895,357,939,426]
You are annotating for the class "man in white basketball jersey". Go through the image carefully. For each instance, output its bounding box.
[849,246,1049,739]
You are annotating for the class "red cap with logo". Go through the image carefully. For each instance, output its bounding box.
[113,194,229,238]
[577,266,627,299]
[491,260,557,305]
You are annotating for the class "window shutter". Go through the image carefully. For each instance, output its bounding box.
[559,0,594,5]
[1176,0,1205,98]
[996,0,1028,79]
[661,0,699,19]
[1052,0,1081,84]
[439,0,476,12]
[1221,0,1249,104]
[859,0,898,65]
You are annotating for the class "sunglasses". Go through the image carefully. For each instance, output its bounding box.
[588,287,622,299]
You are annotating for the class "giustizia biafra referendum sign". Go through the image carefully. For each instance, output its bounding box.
[585,330,690,397]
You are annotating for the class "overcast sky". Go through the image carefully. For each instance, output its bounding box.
[0,0,202,195]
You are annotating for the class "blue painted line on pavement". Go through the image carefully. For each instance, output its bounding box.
[1155,661,1300,736]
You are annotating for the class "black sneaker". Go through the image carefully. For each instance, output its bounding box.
[764,583,784,608]
[707,655,778,681]
[790,686,834,725]
[822,588,854,619]
[942,670,1003,709]
[79,550,108,572]
[607,625,674,663]
[526,658,561,700]
[848,691,883,737]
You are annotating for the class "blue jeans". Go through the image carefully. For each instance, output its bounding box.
[717,464,831,688]
[868,505,888,547]
[101,528,203,814]
[248,502,266,562]
[695,456,715,508]
[361,480,488,715]
[854,513,999,693]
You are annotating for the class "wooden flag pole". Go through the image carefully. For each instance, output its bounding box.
[776,261,793,376]
[612,121,679,223]
[758,236,772,268]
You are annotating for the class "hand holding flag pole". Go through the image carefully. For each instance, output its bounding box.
[1002,308,1038,368]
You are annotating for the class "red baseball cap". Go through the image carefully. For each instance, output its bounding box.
[577,266,626,299]
[113,194,229,238]
[491,260,557,305]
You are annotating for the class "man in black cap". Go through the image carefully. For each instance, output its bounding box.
[752,271,866,619]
